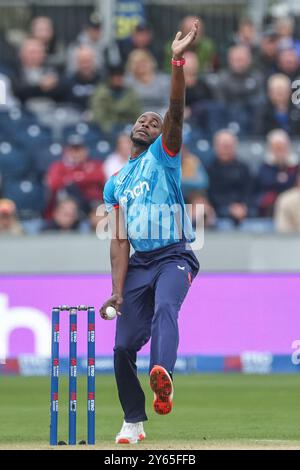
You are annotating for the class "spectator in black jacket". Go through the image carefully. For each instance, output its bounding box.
[218,46,264,105]
[254,73,300,136]
[218,45,264,135]
[208,130,253,224]
[256,28,279,83]
[60,46,103,111]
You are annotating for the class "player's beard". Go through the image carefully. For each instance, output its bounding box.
[130,131,155,147]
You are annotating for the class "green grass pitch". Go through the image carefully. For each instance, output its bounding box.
[0,374,300,449]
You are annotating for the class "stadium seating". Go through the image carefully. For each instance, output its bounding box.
[2,178,45,218]
[62,122,103,145]
[34,143,63,176]
[0,142,33,179]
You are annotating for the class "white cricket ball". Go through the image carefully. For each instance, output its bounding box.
[106,306,117,320]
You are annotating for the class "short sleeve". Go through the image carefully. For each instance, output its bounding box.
[149,134,181,168]
[103,176,119,213]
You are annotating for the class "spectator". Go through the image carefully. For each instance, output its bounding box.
[30,16,65,71]
[230,18,260,61]
[275,16,300,60]
[103,133,132,178]
[256,129,299,217]
[164,16,217,72]
[46,134,106,214]
[42,198,86,232]
[218,45,264,135]
[275,168,300,233]
[254,74,300,136]
[125,49,170,115]
[13,37,60,105]
[66,12,121,75]
[0,199,23,235]
[208,130,253,224]
[61,46,103,111]
[183,51,214,122]
[256,28,279,81]
[118,22,163,69]
[276,47,300,81]
[91,65,141,132]
[219,45,264,104]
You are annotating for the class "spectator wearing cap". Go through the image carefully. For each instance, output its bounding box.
[125,49,170,115]
[275,17,300,60]
[103,133,132,178]
[118,22,164,69]
[254,73,300,136]
[13,37,60,105]
[208,131,253,224]
[276,47,300,81]
[42,197,88,232]
[256,130,299,217]
[91,64,141,132]
[164,16,218,73]
[256,28,279,82]
[66,12,121,75]
[275,167,300,233]
[229,18,260,62]
[46,134,106,215]
[30,16,65,71]
[0,199,23,235]
[60,46,103,111]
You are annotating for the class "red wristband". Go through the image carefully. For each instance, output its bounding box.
[171,57,186,67]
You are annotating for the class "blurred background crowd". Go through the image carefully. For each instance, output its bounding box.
[1,0,300,235]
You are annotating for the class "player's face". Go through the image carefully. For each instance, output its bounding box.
[131,112,163,146]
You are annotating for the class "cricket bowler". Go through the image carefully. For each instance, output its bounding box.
[100,20,200,444]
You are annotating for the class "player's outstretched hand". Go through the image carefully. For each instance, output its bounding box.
[99,294,123,320]
[171,19,199,59]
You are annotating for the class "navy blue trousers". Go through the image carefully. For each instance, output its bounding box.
[114,241,199,423]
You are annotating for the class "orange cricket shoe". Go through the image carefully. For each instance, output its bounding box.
[150,365,174,415]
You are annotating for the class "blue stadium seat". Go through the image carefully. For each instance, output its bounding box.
[15,124,52,151]
[63,122,103,145]
[34,143,63,175]
[186,138,215,168]
[88,140,112,161]
[0,108,37,138]
[2,179,45,218]
[0,142,32,179]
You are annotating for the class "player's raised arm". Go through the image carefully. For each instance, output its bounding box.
[162,20,199,154]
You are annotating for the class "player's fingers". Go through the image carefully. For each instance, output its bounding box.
[175,31,182,40]
[99,306,108,320]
